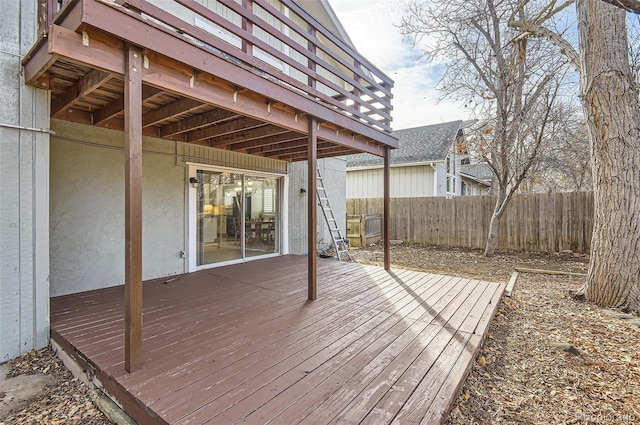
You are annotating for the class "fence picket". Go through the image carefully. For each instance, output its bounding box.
[346,192,594,254]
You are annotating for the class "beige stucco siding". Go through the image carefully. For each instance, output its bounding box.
[49,120,289,296]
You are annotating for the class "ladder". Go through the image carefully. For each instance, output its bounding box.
[316,166,352,261]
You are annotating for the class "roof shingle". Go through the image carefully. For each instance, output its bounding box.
[346,120,463,168]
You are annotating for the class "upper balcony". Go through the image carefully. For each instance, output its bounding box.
[24,0,397,160]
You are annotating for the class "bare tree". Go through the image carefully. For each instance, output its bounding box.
[512,0,640,313]
[400,0,570,256]
[520,104,591,193]
[577,1,640,313]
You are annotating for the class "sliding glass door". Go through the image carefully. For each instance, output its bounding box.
[244,175,279,258]
[194,169,280,267]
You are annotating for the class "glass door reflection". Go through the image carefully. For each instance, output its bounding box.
[244,175,278,258]
[196,170,243,266]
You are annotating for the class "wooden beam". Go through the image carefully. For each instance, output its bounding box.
[308,117,317,301]
[383,146,390,271]
[142,98,204,128]
[246,137,308,155]
[159,108,240,137]
[208,124,289,147]
[277,145,354,161]
[515,268,587,277]
[22,36,58,86]
[274,142,334,158]
[39,25,393,156]
[188,116,265,143]
[52,69,115,116]
[54,106,185,141]
[47,25,126,75]
[505,271,519,298]
[94,86,162,125]
[124,44,143,373]
[234,131,305,152]
[78,0,398,147]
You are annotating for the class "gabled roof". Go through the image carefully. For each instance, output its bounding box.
[460,164,493,185]
[346,120,463,168]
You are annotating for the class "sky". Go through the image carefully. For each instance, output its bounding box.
[327,0,467,130]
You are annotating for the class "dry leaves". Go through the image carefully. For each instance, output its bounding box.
[1,348,110,425]
[447,274,640,425]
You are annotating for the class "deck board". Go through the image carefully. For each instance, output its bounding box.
[51,255,505,425]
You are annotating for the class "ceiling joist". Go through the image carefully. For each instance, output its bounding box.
[187,116,266,143]
[160,108,240,137]
[209,125,291,148]
[229,131,305,152]
[142,98,205,128]
[93,86,162,125]
[52,69,115,116]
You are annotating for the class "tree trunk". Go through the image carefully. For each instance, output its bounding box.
[484,190,506,257]
[578,0,640,314]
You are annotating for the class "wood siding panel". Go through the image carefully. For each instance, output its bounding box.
[346,166,435,199]
[177,142,287,174]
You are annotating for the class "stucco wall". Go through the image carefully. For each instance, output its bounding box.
[0,0,50,361]
[50,121,186,296]
[287,157,347,255]
[50,120,295,296]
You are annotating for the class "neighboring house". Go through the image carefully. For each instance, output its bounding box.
[346,120,486,199]
[1,0,395,362]
[460,163,493,196]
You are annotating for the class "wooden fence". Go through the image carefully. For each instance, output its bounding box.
[346,192,594,254]
[347,214,382,247]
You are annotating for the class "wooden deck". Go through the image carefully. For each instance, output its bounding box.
[50,256,505,425]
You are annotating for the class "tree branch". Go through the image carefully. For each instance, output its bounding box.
[510,20,581,73]
[599,0,640,13]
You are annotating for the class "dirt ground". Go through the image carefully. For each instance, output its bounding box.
[349,243,590,281]
[2,244,638,424]
[352,243,640,424]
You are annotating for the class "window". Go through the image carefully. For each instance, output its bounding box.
[447,176,456,193]
[446,155,457,196]
[263,187,275,214]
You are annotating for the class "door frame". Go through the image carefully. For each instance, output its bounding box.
[186,163,288,272]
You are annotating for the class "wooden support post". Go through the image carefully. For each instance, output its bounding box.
[308,26,317,90]
[383,146,391,271]
[124,44,143,373]
[241,0,253,56]
[308,117,317,301]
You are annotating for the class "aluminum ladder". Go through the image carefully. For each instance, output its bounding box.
[316,166,352,261]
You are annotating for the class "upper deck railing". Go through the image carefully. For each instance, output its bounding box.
[42,0,394,133]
